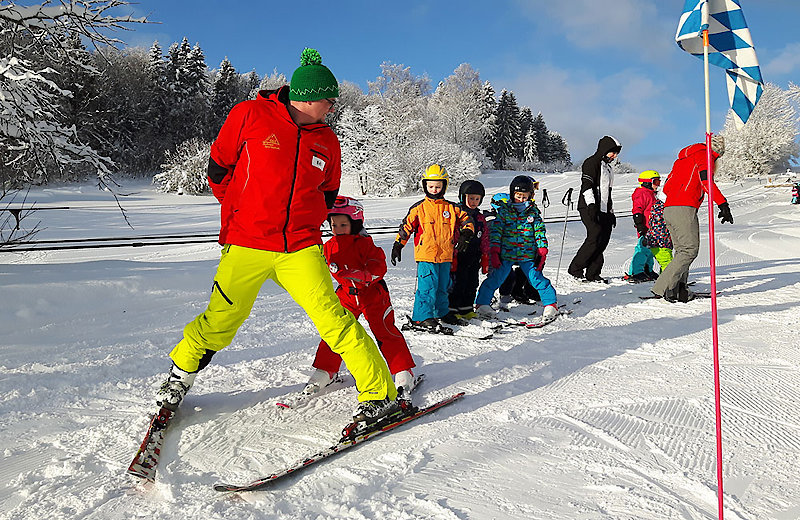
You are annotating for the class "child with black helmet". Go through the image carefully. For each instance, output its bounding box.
[391,164,475,332]
[442,180,490,324]
[306,196,418,396]
[475,175,559,321]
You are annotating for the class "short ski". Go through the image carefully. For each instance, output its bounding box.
[401,316,492,340]
[127,407,174,481]
[214,391,466,492]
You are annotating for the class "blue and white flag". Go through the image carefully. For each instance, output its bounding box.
[676,0,763,127]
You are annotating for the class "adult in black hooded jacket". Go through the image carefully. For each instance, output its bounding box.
[568,135,622,282]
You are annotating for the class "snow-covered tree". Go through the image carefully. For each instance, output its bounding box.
[337,105,403,196]
[718,83,800,179]
[529,112,549,163]
[153,137,211,195]
[0,0,146,191]
[258,68,287,92]
[210,57,239,133]
[517,107,533,161]
[491,90,522,169]
[428,63,486,165]
[478,81,498,167]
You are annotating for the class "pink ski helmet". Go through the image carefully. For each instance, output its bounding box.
[328,196,365,234]
[328,196,364,221]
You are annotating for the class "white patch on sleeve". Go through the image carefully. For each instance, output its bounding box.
[312,156,325,171]
[582,189,596,205]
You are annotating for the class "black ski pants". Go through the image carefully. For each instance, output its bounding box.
[569,209,614,280]
[449,254,481,314]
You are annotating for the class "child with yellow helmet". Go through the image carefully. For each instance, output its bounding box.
[391,164,475,332]
[625,170,673,282]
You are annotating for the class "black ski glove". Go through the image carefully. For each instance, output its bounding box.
[632,213,648,236]
[718,202,733,224]
[390,241,403,266]
[455,229,474,253]
[609,212,617,228]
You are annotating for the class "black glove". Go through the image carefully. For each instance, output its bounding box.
[390,242,403,265]
[718,202,733,224]
[609,212,617,228]
[455,229,474,253]
[632,213,648,236]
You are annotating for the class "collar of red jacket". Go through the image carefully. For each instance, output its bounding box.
[678,142,720,162]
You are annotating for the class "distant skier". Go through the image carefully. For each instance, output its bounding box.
[390,164,474,332]
[154,48,398,426]
[568,135,623,283]
[651,135,733,302]
[306,196,417,397]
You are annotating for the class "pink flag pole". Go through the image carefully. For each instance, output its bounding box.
[702,28,725,520]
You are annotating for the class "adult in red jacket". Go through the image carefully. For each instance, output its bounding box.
[651,136,734,302]
[154,49,397,426]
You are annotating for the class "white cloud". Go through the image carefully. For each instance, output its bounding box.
[500,63,679,164]
[763,42,800,77]
[518,0,676,62]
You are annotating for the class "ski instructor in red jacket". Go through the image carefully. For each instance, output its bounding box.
[651,136,734,302]
[154,49,398,426]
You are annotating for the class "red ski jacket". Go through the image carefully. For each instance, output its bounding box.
[662,143,727,209]
[207,86,341,252]
[323,233,387,289]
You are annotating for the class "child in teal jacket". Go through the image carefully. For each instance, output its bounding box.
[474,175,558,319]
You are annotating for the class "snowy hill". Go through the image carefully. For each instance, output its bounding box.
[1,171,799,519]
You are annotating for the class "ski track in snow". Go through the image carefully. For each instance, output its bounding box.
[1,174,800,519]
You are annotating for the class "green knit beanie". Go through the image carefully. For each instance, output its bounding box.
[289,48,339,101]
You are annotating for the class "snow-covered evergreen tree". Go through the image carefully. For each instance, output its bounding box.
[517,107,533,161]
[523,128,538,164]
[258,68,288,92]
[478,81,498,167]
[718,83,800,179]
[492,90,521,169]
[210,58,239,134]
[529,112,549,163]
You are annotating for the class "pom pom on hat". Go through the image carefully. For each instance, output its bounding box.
[289,48,339,101]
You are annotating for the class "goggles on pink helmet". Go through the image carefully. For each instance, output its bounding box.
[328,196,364,221]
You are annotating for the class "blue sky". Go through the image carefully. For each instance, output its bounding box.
[119,0,800,172]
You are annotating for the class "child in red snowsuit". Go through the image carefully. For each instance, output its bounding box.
[308,196,417,395]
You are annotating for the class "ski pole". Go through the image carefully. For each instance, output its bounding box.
[554,188,573,288]
[541,188,550,218]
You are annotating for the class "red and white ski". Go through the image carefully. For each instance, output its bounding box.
[213,391,465,492]
[127,407,174,481]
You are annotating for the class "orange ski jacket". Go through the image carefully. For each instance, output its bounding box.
[395,197,474,263]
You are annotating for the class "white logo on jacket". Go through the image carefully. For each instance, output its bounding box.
[442,210,451,218]
[312,156,325,171]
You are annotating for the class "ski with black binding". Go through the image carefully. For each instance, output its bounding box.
[127,407,175,481]
[214,391,466,492]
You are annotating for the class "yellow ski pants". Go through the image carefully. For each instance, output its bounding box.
[170,244,396,402]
